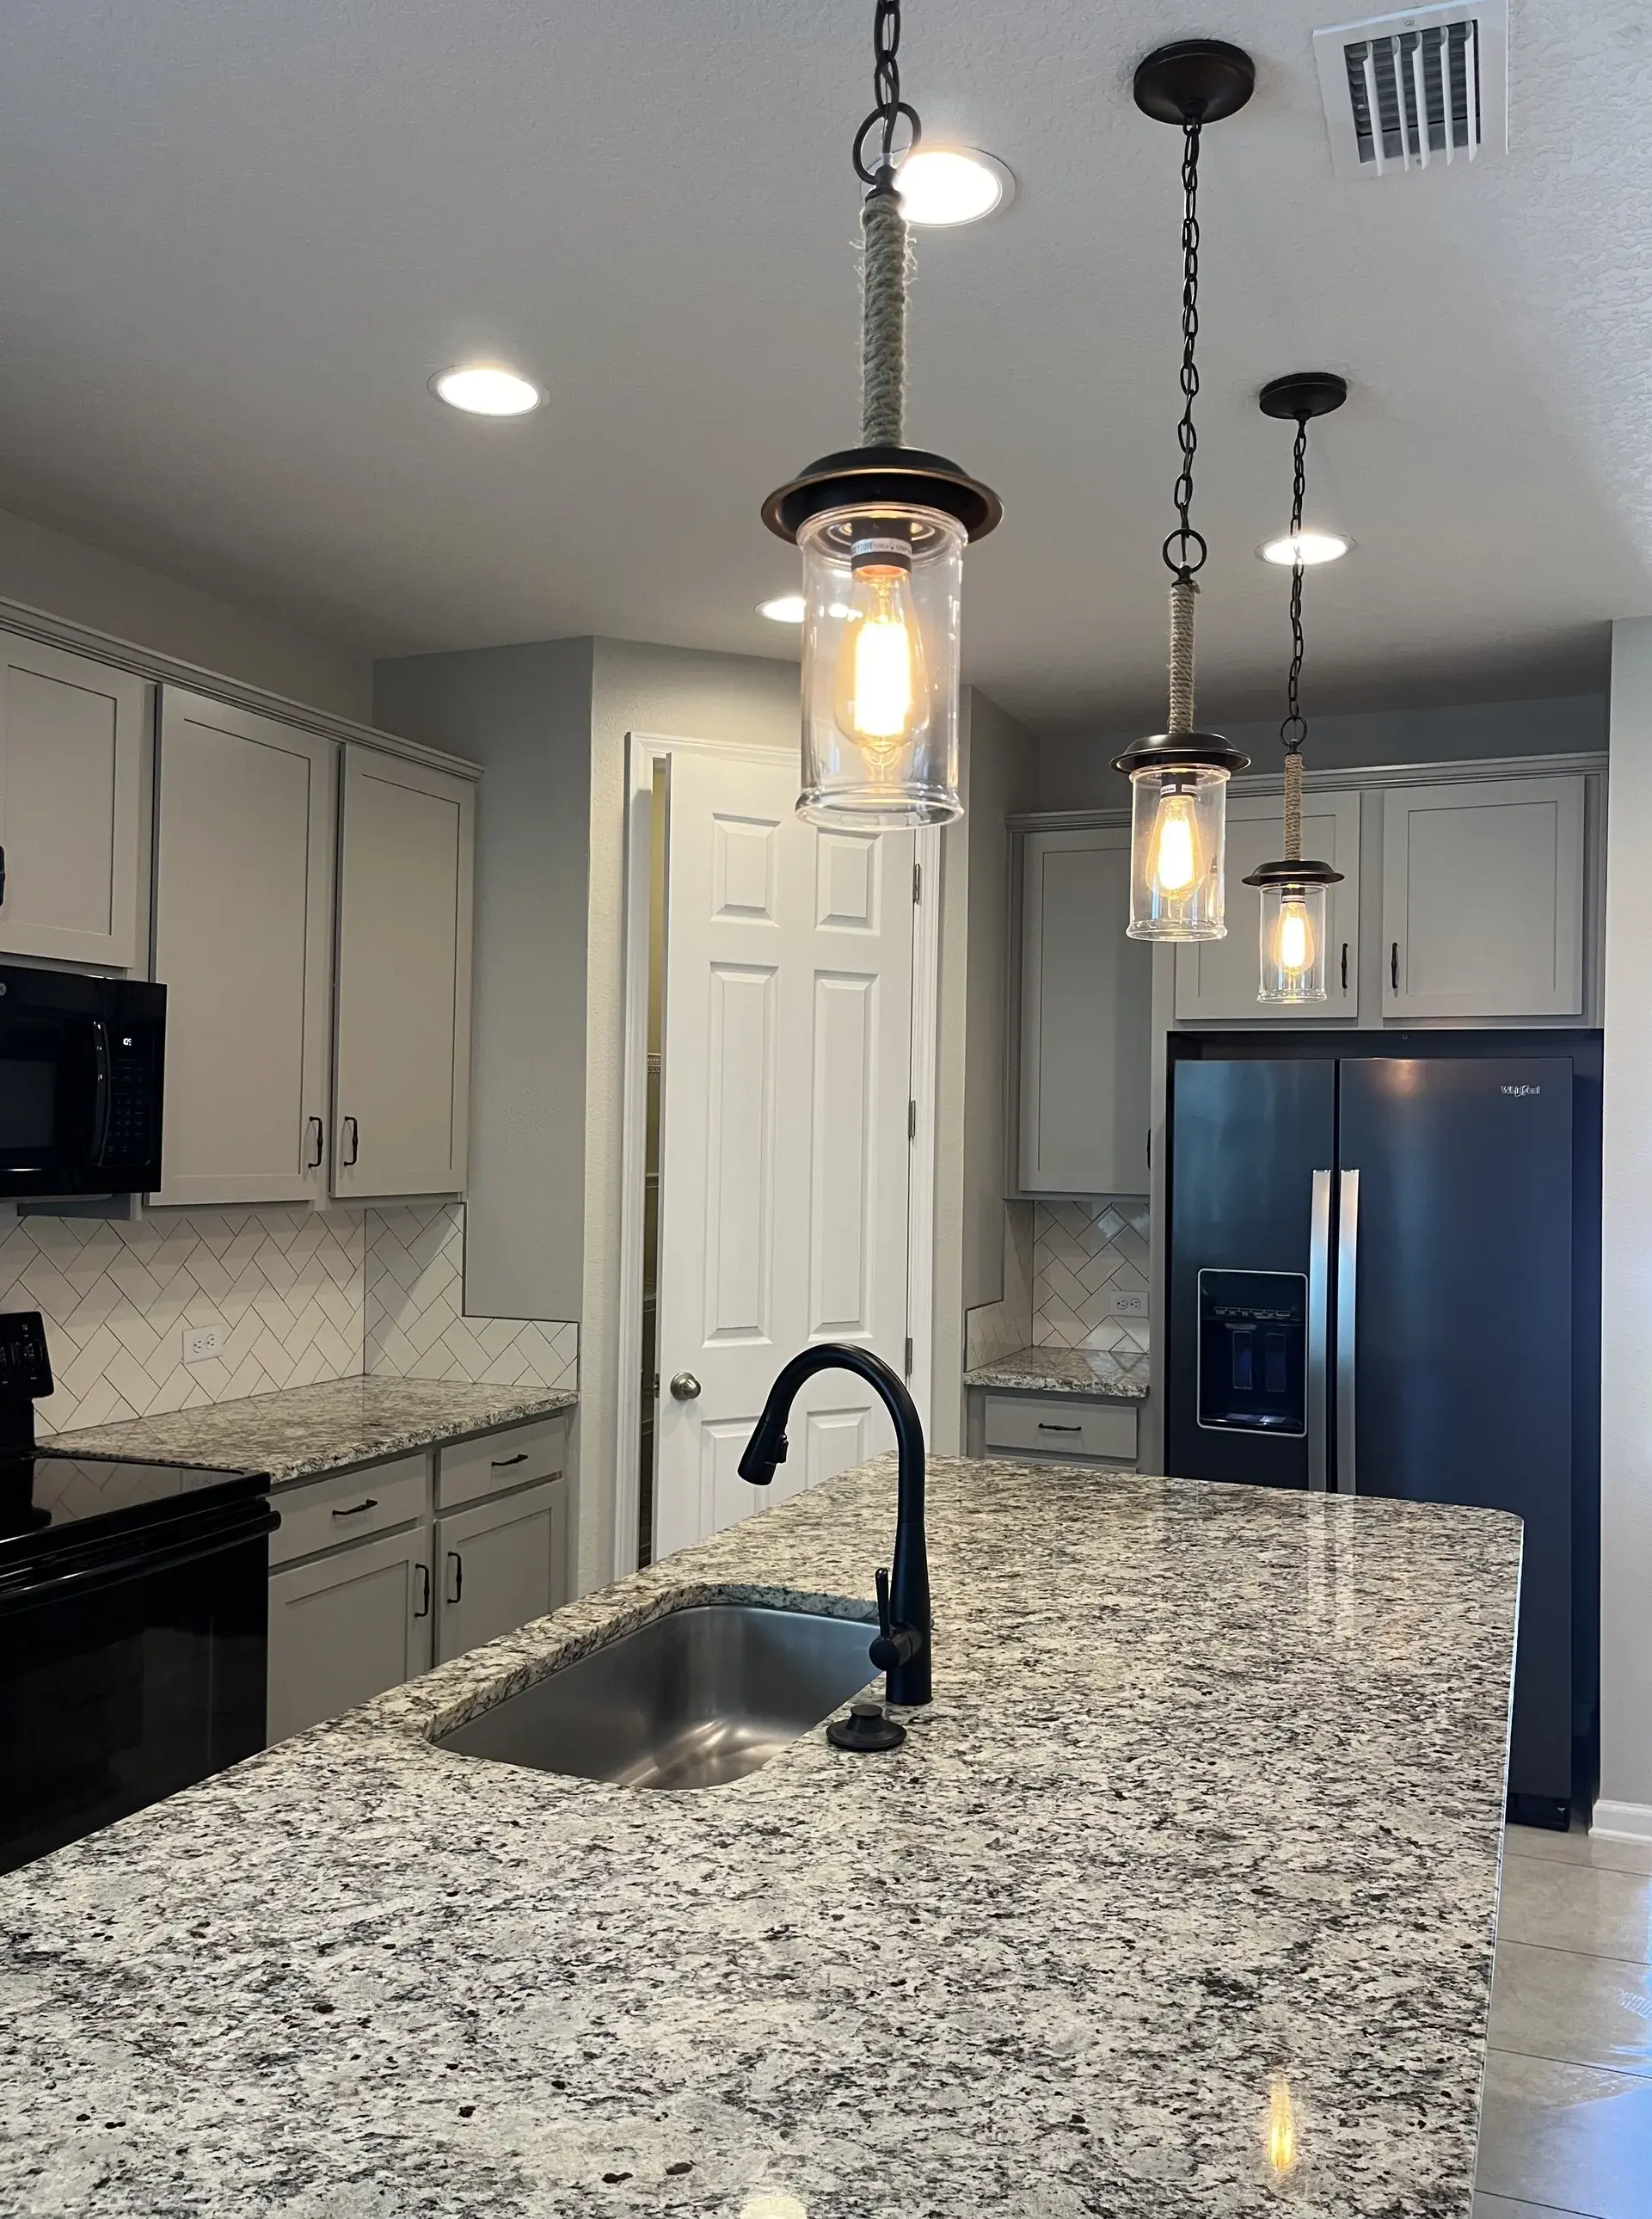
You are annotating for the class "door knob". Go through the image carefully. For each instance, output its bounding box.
[669,1371,702,1401]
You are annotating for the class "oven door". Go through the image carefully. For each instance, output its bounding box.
[0,1497,274,1873]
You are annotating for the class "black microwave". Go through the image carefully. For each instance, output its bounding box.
[0,968,164,1198]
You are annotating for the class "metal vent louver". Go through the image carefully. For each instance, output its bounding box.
[1314,3,1508,179]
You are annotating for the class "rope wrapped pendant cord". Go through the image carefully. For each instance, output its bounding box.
[1168,576,1197,736]
[1283,747,1304,864]
[861,181,912,449]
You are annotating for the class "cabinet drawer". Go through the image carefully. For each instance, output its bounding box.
[982,1393,1138,1464]
[269,1452,432,1567]
[437,1415,569,1512]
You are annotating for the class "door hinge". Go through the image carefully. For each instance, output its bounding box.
[907,1097,918,1140]
[912,861,922,904]
[904,1335,914,1376]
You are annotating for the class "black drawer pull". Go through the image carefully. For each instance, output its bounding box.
[1391,941,1400,992]
[491,1452,530,1468]
[1037,1423,1083,1434]
[332,1497,378,1518]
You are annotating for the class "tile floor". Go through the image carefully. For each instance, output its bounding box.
[1477,1820,1652,2218]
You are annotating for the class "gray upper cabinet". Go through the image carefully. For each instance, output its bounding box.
[151,691,336,1206]
[333,747,475,1200]
[1175,790,1363,1023]
[1382,775,1586,1019]
[1018,825,1152,1195]
[0,632,149,967]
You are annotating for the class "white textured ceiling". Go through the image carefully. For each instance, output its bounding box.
[0,1,1645,735]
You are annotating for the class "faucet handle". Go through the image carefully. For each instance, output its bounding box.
[869,1563,921,1676]
[875,1564,893,1642]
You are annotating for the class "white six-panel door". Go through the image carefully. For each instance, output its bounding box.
[652,746,915,1558]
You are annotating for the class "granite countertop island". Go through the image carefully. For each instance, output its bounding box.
[0,1455,1519,2218]
[964,1343,1151,1398]
[42,1374,578,1485]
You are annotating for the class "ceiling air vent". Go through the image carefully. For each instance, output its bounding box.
[1314,2,1507,179]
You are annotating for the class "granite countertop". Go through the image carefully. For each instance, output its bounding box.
[44,1374,578,1485]
[0,1454,1519,2217]
[964,1343,1151,1398]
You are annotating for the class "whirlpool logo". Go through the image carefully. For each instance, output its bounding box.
[1501,1084,1542,1097]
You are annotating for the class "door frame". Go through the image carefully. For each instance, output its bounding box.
[611,729,941,1580]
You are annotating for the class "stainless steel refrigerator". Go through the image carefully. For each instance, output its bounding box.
[1165,1039,1600,1829]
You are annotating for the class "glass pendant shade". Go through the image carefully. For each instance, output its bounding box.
[1244,857,1344,1003]
[1112,735,1249,941]
[797,502,964,827]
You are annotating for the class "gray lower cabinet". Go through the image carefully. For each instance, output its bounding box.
[436,1477,571,1666]
[978,1391,1139,1468]
[267,1526,433,1744]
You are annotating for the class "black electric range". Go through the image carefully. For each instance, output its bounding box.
[0,1312,276,1874]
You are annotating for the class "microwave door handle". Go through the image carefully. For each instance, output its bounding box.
[1336,1169,1360,1496]
[1307,1170,1331,1493]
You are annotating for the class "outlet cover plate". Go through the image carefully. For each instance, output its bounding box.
[183,1325,223,1366]
[1105,1288,1148,1318]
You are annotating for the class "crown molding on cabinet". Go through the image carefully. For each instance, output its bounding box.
[1008,750,1608,833]
[0,588,481,782]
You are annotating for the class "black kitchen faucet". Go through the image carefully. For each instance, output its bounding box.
[738,1343,931,1716]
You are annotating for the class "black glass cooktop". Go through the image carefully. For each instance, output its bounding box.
[0,1454,263,1556]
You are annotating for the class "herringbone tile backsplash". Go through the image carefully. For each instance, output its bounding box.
[9,1199,578,1436]
[1033,1199,1151,1352]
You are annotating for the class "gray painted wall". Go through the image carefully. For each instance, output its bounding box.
[0,501,372,718]
[372,639,594,1325]
[1038,693,1607,812]
[1600,624,1650,1828]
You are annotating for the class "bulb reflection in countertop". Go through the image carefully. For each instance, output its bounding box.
[1267,2072,1300,2179]
[740,2195,807,2219]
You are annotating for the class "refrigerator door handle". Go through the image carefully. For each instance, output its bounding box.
[1307,1169,1332,1493]
[1336,1168,1360,1495]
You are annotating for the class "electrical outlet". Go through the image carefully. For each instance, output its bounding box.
[1106,1288,1148,1318]
[182,1325,223,1366]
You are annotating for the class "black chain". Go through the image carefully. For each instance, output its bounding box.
[853,0,922,187]
[1281,416,1308,751]
[1161,119,1208,579]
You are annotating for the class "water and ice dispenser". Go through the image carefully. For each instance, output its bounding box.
[1196,1270,1307,1435]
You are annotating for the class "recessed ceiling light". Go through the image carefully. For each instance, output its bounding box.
[894,146,1015,227]
[1260,530,1351,566]
[430,364,544,416]
[758,594,807,623]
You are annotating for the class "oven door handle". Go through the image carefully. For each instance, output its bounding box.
[0,1504,278,1615]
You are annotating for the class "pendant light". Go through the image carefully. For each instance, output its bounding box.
[761,0,1001,829]
[1113,41,1254,940]
[1243,372,1348,1003]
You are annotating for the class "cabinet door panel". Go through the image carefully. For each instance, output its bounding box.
[1382,777,1584,1018]
[0,635,148,965]
[267,1528,432,1744]
[436,1478,570,1666]
[1175,791,1362,1021]
[152,691,335,1205]
[334,748,474,1198]
[1018,827,1151,1194]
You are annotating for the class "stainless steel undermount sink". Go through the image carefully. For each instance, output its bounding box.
[433,1601,879,1790]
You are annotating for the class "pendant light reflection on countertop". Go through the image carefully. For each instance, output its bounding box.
[1113,40,1254,940]
[1243,372,1349,1004]
[760,0,1001,829]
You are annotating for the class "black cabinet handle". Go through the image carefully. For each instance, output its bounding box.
[307,1116,324,1170]
[491,1451,529,1469]
[1341,943,1348,993]
[1037,1422,1083,1434]
[342,1116,359,1167]
[446,1549,464,1604]
[1390,941,1400,992]
[0,844,8,904]
[332,1497,378,1519]
[413,1563,431,1619]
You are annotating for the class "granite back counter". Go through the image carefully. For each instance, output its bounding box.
[0,1453,1519,2218]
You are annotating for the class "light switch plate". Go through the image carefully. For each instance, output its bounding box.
[183,1325,223,1366]
[1105,1288,1148,1318]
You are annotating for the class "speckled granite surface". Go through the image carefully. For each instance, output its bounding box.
[0,1455,1519,2218]
[44,1374,577,1485]
[964,1343,1151,1398]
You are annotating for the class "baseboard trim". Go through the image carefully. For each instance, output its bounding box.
[1591,1798,1652,1845]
